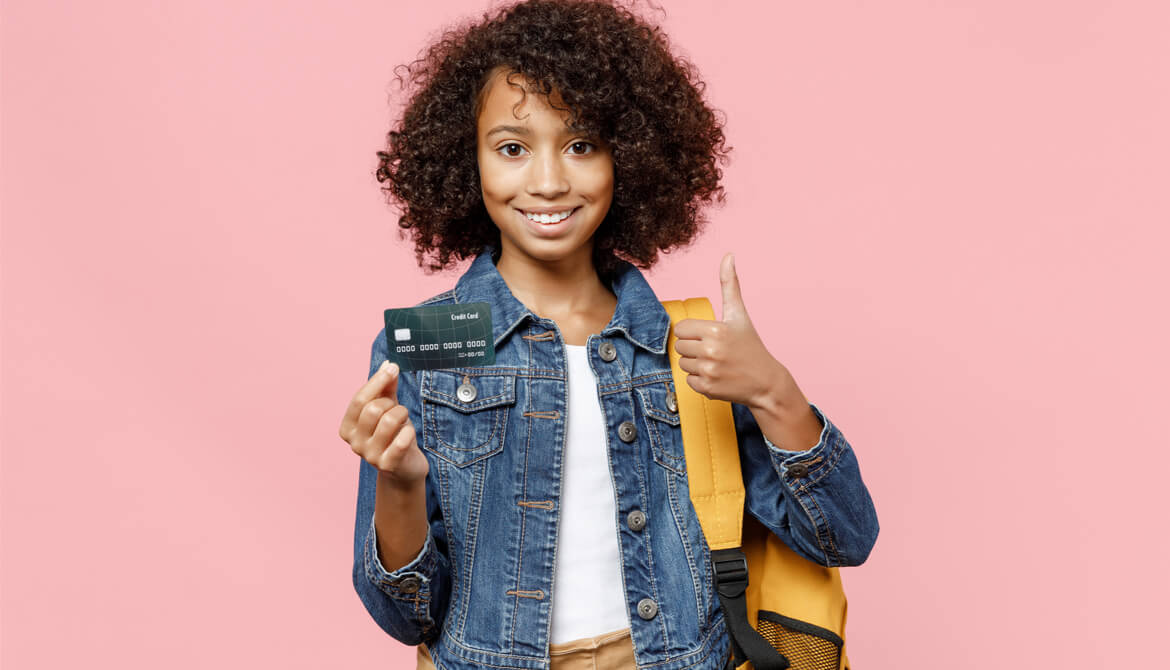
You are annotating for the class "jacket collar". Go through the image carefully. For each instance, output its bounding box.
[453,247,670,354]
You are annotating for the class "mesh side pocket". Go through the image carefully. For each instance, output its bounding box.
[755,610,843,670]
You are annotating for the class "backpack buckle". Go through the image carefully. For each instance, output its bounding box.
[711,548,749,598]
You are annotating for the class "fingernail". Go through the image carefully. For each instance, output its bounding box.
[379,360,390,373]
[387,362,399,375]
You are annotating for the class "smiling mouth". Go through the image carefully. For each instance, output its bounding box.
[519,207,580,224]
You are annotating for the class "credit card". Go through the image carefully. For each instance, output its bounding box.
[383,302,495,370]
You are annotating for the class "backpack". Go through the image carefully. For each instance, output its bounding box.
[662,298,852,670]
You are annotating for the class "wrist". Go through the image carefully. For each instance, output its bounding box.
[377,470,426,495]
[750,397,823,453]
[747,361,806,416]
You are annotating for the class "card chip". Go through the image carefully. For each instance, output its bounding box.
[393,328,411,341]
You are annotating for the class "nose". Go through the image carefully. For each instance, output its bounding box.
[525,151,570,199]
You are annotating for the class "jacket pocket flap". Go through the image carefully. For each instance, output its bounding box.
[635,384,681,426]
[421,370,516,412]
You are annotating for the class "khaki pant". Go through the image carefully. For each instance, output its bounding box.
[416,627,637,670]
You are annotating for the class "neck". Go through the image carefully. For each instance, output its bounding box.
[494,243,611,318]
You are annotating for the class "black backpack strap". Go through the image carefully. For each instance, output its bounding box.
[712,548,791,670]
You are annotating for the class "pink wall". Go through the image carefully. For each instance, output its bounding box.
[3,1,1167,667]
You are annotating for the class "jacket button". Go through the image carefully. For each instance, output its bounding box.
[627,509,646,531]
[665,390,678,413]
[636,598,658,620]
[598,341,617,362]
[618,421,637,443]
[398,576,421,594]
[456,382,477,403]
[787,463,809,478]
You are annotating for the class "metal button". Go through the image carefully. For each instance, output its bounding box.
[636,598,658,620]
[787,463,809,478]
[598,341,617,362]
[618,421,638,443]
[456,382,477,403]
[398,576,421,594]
[627,509,647,531]
[665,390,678,413]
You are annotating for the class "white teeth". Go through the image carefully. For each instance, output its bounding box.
[525,209,574,224]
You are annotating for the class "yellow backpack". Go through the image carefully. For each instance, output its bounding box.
[662,298,852,670]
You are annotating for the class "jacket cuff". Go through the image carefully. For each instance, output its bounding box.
[762,402,835,472]
[763,402,867,566]
[363,512,440,604]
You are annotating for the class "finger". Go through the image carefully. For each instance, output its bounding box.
[677,355,702,375]
[362,360,401,409]
[369,407,410,470]
[345,396,393,450]
[719,252,747,323]
[684,373,710,397]
[676,338,725,365]
[370,404,411,454]
[389,421,417,452]
[341,361,400,437]
[673,318,723,341]
[673,339,707,359]
[354,397,397,441]
[377,421,418,473]
[372,399,414,458]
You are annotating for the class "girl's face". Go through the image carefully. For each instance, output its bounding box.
[476,67,614,268]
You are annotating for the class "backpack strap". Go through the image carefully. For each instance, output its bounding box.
[662,298,791,670]
[661,298,745,550]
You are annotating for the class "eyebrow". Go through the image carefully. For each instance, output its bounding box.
[485,124,584,139]
[485,124,530,138]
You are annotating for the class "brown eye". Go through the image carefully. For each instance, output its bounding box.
[569,141,595,155]
[498,143,525,158]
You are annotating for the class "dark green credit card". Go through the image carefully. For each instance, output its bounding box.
[383,303,495,370]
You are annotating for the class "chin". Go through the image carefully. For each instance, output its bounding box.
[516,238,586,260]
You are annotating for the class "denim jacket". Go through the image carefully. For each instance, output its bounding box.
[351,248,879,670]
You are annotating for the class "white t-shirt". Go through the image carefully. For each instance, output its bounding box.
[548,344,630,643]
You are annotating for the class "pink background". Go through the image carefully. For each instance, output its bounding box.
[3,0,1167,667]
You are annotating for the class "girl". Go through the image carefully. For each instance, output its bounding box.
[340,2,879,668]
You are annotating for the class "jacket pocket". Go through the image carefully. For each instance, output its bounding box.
[420,370,516,467]
[635,382,686,475]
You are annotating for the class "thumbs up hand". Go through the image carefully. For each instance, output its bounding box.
[672,253,806,413]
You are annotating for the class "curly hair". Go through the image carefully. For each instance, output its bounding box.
[375,0,731,276]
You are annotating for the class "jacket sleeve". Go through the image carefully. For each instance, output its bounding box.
[351,328,452,645]
[732,401,879,567]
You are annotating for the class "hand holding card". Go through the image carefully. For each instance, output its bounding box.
[338,360,428,487]
[338,358,431,573]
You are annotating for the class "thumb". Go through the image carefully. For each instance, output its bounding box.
[377,360,401,403]
[719,252,747,323]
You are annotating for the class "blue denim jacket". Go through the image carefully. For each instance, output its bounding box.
[351,248,879,669]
